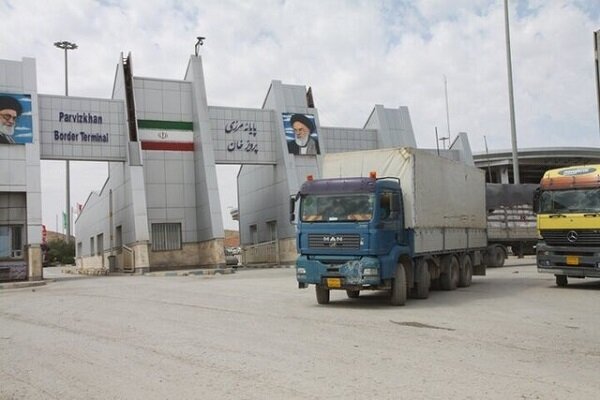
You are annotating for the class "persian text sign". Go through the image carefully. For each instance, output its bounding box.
[209,106,277,165]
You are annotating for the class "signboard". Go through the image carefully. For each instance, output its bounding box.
[209,107,277,164]
[38,95,128,161]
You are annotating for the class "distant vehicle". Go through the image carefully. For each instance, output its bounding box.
[224,247,239,266]
[485,183,538,267]
[534,164,600,286]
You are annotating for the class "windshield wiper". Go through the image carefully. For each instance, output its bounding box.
[548,214,567,218]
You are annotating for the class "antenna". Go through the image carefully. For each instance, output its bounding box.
[444,75,452,145]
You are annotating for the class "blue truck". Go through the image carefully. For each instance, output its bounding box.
[290,148,488,306]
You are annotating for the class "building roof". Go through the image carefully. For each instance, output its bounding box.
[473,147,600,184]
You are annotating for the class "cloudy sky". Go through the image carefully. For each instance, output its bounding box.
[2,0,600,232]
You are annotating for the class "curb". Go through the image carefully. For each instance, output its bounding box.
[0,280,47,290]
[143,268,237,277]
[236,264,295,269]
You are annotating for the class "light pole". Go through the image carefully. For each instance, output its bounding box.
[503,0,520,184]
[594,29,600,138]
[54,40,77,242]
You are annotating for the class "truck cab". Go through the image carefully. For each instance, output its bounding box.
[292,175,410,305]
[535,165,600,286]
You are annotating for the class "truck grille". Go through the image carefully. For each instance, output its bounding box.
[541,230,600,247]
[308,234,361,250]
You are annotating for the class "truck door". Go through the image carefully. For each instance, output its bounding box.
[378,190,403,253]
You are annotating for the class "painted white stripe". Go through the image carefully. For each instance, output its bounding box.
[138,129,193,142]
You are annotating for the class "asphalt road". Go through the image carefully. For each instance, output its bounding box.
[1,257,599,400]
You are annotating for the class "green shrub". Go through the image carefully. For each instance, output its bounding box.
[47,239,75,265]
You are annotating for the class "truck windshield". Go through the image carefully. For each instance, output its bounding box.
[539,189,600,213]
[300,194,374,222]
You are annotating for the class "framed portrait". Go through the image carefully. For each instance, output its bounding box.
[282,112,320,155]
[0,93,33,144]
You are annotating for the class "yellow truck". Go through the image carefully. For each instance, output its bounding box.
[534,165,600,286]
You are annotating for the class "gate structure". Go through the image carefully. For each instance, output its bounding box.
[0,53,474,278]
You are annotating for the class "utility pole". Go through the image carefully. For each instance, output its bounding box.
[594,29,600,139]
[504,0,520,184]
[54,40,78,242]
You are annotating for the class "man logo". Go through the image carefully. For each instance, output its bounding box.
[323,235,343,247]
[566,231,578,243]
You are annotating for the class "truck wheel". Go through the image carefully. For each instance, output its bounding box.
[440,255,459,291]
[458,254,473,288]
[411,258,430,299]
[315,285,330,304]
[555,275,568,287]
[390,262,407,306]
[492,246,506,267]
[346,290,360,299]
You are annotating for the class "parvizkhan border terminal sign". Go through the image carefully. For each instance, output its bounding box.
[38,95,127,161]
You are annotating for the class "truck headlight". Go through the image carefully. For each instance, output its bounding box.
[297,268,306,275]
[363,268,378,277]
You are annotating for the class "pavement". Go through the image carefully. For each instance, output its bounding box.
[2,255,598,400]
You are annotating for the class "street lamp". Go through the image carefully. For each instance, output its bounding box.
[54,40,77,242]
[503,0,520,184]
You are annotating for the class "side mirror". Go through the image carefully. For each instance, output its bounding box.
[289,195,296,223]
[532,188,541,213]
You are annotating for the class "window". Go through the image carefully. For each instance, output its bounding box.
[300,194,374,222]
[249,224,258,245]
[380,192,392,220]
[380,192,400,221]
[90,237,95,256]
[97,233,104,256]
[77,242,82,257]
[115,225,122,248]
[0,225,23,259]
[267,221,277,242]
[151,223,182,251]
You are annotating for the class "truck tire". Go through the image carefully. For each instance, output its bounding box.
[346,290,360,299]
[411,258,430,299]
[458,254,473,288]
[440,255,459,291]
[315,285,330,304]
[555,275,568,287]
[492,246,506,268]
[390,262,407,306]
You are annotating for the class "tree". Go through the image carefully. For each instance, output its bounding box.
[47,239,75,265]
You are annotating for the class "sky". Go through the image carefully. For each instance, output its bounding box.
[2,0,600,232]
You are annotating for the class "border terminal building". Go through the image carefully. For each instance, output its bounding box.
[1,53,600,280]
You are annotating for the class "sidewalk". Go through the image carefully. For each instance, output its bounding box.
[143,267,237,277]
[0,280,47,290]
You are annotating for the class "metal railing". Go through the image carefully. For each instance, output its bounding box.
[122,245,135,273]
[241,240,280,266]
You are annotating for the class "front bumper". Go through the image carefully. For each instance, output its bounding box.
[536,242,600,278]
[296,256,382,289]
